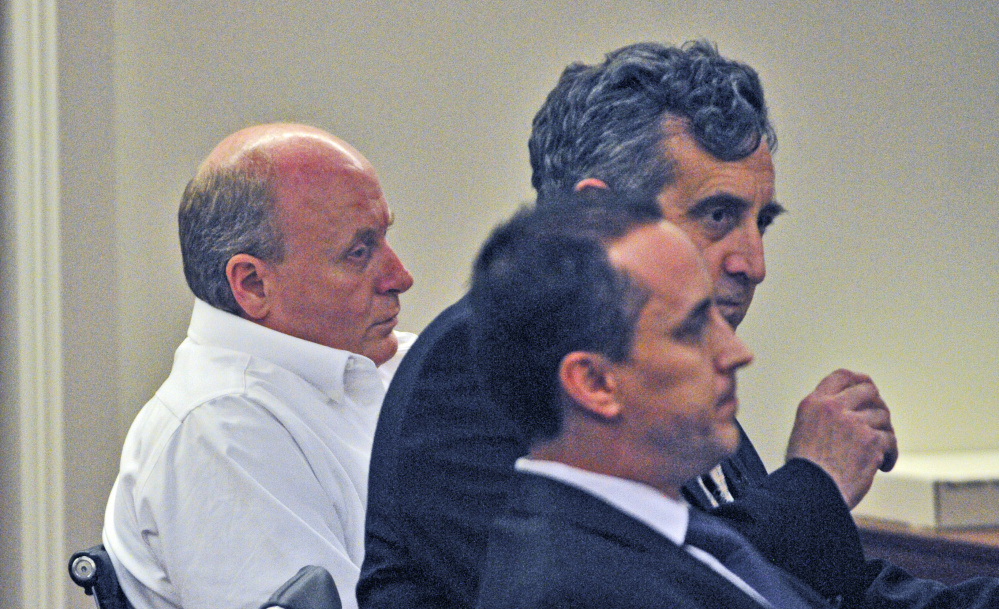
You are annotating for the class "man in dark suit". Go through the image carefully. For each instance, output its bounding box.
[468,190,832,608]
[359,41,884,609]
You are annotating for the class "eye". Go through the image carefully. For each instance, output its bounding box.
[757,210,778,235]
[689,195,750,241]
[347,243,373,263]
[703,204,741,237]
[711,207,734,223]
[757,203,785,236]
[678,319,708,343]
[672,303,711,344]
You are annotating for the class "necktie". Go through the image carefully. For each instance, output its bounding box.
[685,509,826,609]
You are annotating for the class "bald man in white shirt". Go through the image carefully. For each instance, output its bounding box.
[103,123,414,609]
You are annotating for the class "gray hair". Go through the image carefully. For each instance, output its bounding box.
[177,162,284,314]
[530,40,777,202]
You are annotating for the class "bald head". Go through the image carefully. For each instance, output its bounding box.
[195,123,372,180]
[178,123,413,362]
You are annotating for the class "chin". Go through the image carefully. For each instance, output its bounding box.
[688,429,740,477]
[368,335,399,367]
[716,423,741,458]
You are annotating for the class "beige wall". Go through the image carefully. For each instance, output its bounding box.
[2,1,996,607]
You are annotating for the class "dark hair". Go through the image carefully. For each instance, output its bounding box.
[470,189,661,444]
[178,163,284,314]
[529,40,777,201]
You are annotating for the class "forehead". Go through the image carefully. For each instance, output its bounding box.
[658,130,775,211]
[272,144,389,242]
[607,223,712,322]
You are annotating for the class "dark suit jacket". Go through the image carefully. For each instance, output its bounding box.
[359,297,999,609]
[476,472,831,609]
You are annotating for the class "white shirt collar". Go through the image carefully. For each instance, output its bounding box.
[186,298,378,402]
[515,457,689,546]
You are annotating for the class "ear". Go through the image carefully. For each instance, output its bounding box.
[558,351,621,420]
[226,253,270,320]
[573,178,609,192]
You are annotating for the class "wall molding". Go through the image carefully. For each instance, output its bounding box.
[10,0,65,607]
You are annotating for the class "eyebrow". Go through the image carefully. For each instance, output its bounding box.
[339,226,380,256]
[354,226,381,244]
[685,193,749,218]
[671,297,712,339]
[763,200,787,218]
[339,210,393,258]
[686,193,787,222]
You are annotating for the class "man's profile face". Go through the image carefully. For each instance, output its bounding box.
[655,127,780,329]
[606,223,753,491]
[262,138,414,365]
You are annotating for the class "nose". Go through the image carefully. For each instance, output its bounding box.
[712,308,753,373]
[722,224,766,285]
[378,245,414,294]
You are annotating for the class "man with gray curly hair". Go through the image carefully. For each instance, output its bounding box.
[104,123,414,609]
[360,41,897,609]
[364,40,999,609]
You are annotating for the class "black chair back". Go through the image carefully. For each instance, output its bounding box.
[261,565,341,609]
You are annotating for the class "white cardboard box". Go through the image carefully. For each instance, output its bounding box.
[854,450,999,529]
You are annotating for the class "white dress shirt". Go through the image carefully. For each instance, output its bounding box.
[103,299,416,609]
[515,458,771,607]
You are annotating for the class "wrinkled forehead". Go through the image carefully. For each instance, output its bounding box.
[265,135,381,205]
[270,154,389,243]
[268,134,372,182]
[662,128,775,186]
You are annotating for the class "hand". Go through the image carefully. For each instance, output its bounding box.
[785,369,898,509]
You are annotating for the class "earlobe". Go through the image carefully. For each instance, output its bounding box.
[559,352,622,420]
[573,178,609,192]
[226,254,269,320]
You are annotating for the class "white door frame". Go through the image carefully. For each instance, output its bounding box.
[8,0,65,607]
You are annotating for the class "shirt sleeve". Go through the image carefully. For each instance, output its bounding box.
[133,396,361,609]
[710,458,865,601]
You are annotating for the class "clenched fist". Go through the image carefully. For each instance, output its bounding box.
[785,369,898,509]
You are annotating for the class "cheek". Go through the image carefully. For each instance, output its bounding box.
[636,359,715,417]
[284,272,367,325]
[657,361,721,431]
[668,379,717,421]
[700,246,727,283]
[324,285,373,324]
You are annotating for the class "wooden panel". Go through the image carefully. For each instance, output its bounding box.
[856,516,999,585]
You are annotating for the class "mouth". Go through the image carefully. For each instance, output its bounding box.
[714,281,753,327]
[716,381,738,415]
[715,300,746,328]
[373,311,399,330]
[715,299,743,313]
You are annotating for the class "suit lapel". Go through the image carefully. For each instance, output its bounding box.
[506,473,772,609]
